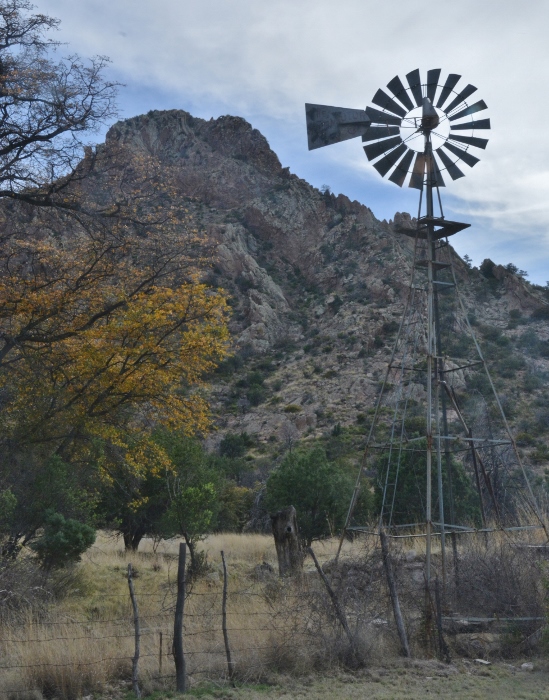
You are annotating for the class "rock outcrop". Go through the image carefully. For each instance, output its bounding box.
[105,110,549,446]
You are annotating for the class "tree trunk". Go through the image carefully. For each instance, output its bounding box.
[123,531,144,552]
[183,533,199,576]
[270,506,303,577]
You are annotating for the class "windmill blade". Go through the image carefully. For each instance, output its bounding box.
[387,75,414,111]
[371,143,407,177]
[448,100,488,122]
[372,89,407,117]
[364,135,403,161]
[443,141,480,168]
[448,133,488,149]
[426,69,441,103]
[444,84,478,115]
[430,153,445,187]
[305,103,371,150]
[450,118,491,131]
[388,148,415,187]
[436,73,461,108]
[409,152,426,189]
[361,126,400,142]
[366,106,402,126]
[435,148,466,180]
[406,68,423,107]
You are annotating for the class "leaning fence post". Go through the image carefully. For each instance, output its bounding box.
[379,530,411,658]
[451,532,460,602]
[220,551,236,686]
[434,576,451,662]
[127,563,141,699]
[173,543,187,693]
[307,546,359,661]
[159,631,163,676]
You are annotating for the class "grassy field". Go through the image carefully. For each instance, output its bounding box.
[1,532,548,699]
[0,534,358,698]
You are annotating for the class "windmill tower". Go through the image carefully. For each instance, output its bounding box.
[305,69,547,591]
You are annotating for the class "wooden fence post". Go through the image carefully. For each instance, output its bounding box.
[434,576,451,663]
[451,532,460,602]
[307,546,360,661]
[127,563,141,699]
[159,632,163,676]
[379,530,411,658]
[220,551,236,686]
[173,543,187,693]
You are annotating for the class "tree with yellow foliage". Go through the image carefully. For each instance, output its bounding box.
[0,2,232,561]
[0,152,231,554]
[0,152,230,453]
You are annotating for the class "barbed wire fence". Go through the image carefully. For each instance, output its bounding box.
[0,536,546,698]
[0,541,396,699]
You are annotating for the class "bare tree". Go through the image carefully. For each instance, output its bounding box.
[0,1,118,206]
[279,419,299,453]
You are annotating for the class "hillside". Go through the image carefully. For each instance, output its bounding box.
[107,110,549,475]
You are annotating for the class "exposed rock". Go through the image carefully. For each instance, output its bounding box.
[103,108,549,451]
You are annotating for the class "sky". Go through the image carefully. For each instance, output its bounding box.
[37,0,549,284]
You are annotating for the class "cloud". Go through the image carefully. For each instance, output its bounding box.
[38,0,549,282]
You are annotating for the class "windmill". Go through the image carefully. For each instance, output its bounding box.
[305,70,547,594]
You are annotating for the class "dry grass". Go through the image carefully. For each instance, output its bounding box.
[0,533,360,698]
[0,529,548,699]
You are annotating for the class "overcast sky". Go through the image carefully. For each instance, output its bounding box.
[38,0,549,284]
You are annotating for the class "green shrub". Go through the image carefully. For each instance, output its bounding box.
[374,441,480,525]
[284,404,302,413]
[515,432,537,447]
[219,432,254,458]
[0,489,16,535]
[248,385,268,406]
[328,295,343,313]
[216,484,254,532]
[523,373,543,391]
[531,306,549,321]
[30,511,95,569]
[214,355,243,377]
[497,354,525,377]
[266,447,372,545]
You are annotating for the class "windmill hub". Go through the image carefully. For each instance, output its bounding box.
[401,102,450,152]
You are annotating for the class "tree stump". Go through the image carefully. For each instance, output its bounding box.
[270,506,303,577]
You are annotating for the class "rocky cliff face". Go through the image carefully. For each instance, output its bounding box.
[107,110,549,454]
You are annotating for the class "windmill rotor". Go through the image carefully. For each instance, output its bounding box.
[364,70,490,189]
[306,69,490,189]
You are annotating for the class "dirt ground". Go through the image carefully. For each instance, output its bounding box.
[183,660,549,699]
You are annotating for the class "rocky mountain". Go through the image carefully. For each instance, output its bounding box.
[107,110,549,468]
